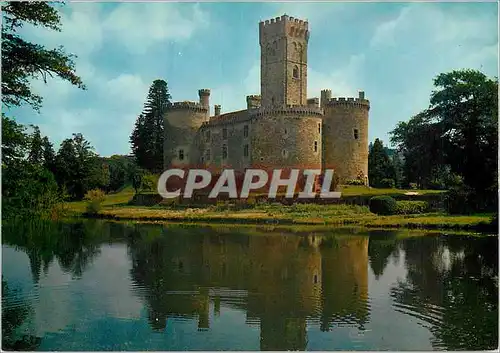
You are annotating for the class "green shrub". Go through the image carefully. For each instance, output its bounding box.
[369,196,397,215]
[380,178,395,188]
[395,201,429,214]
[345,179,365,186]
[141,173,159,192]
[84,189,106,215]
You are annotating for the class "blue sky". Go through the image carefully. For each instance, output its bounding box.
[7,1,498,157]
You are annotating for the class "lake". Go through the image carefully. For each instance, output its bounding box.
[2,220,498,351]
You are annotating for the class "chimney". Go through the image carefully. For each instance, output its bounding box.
[358,91,365,100]
[214,105,221,116]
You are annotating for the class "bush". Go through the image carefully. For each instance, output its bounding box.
[142,173,159,192]
[395,201,429,214]
[369,196,397,215]
[345,179,365,186]
[84,189,106,215]
[380,178,395,188]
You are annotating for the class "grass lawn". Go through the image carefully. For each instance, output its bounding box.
[65,186,495,233]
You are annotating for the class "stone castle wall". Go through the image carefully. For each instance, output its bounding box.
[322,94,370,182]
[163,101,208,169]
[162,15,370,185]
[251,107,323,170]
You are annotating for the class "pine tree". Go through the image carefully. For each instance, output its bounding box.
[27,126,44,165]
[130,79,171,173]
[42,136,56,174]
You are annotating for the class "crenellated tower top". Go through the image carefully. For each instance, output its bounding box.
[259,14,310,109]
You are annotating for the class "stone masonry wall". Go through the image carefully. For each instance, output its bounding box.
[163,104,208,169]
[251,111,322,170]
[322,98,370,182]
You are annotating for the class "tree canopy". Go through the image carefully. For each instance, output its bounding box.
[2,1,85,112]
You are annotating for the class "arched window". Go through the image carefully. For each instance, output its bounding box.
[293,65,299,79]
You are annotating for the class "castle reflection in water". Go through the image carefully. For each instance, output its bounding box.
[128,226,370,351]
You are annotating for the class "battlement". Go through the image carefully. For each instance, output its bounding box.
[250,105,323,118]
[259,15,308,29]
[167,101,208,112]
[198,89,210,96]
[246,95,261,109]
[325,97,370,109]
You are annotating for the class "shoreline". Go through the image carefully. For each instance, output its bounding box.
[68,208,496,234]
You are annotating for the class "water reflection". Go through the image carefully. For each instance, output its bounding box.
[2,220,498,351]
[128,227,370,350]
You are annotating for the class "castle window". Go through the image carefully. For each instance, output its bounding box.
[178,149,184,161]
[314,141,318,152]
[205,130,211,142]
[314,274,318,284]
[272,97,275,106]
[284,128,288,136]
[243,125,249,138]
[282,149,288,158]
[260,157,264,162]
[293,65,299,79]
[354,129,359,140]
[222,144,228,159]
[206,149,211,161]
[243,144,249,157]
[201,156,205,163]
[318,123,321,133]
[222,128,228,140]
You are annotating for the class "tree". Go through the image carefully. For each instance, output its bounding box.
[2,115,28,167]
[55,133,109,200]
[390,69,498,206]
[27,125,43,165]
[2,1,85,111]
[368,138,394,188]
[130,79,171,173]
[42,136,56,174]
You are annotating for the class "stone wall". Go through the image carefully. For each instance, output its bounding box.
[259,15,309,108]
[163,102,209,169]
[322,96,370,182]
[251,108,322,170]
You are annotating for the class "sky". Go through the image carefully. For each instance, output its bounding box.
[6,1,498,157]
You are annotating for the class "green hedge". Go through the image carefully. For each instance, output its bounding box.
[395,201,429,215]
[370,196,429,215]
[369,196,397,215]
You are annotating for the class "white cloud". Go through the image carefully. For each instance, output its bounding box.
[103,3,210,54]
[370,4,497,48]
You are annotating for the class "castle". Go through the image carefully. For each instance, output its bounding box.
[163,14,369,184]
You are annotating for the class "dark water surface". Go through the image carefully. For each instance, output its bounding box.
[2,220,498,351]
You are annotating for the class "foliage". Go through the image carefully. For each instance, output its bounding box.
[380,178,395,188]
[2,2,85,111]
[130,79,171,173]
[395,201,429,215]
[141,173,159,192]
[84,189,106,215]
[2,116,62,220]
[102,155,136,192]
[368,138,395,188]
[344,179,365,186]
[390,69,498,209]
[369,196,397,215]
[54,133,109,200]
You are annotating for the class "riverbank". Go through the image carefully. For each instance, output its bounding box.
[65,186,496,233]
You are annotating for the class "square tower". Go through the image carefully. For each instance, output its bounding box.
[259,15,309,108]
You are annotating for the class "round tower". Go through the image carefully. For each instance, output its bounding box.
[322,91,370,183]
[163,99,209,170]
